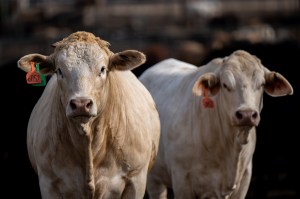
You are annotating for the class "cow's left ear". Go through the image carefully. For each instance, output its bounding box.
[17,53,55,75]
[109,50,146,71]
[264,71,293,97]
[193,73,221,97]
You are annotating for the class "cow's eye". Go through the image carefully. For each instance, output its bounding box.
[99,66,106,76]
[223,83,231,91]
[57,68,63,78]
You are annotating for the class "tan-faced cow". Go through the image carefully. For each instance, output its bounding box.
[17,31,160,199]
[139,50,293,199]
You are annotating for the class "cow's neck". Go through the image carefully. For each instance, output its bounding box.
[53,98,107,196]
[65,117,113,162]
[66,117,116,197]
[196,106,256,192]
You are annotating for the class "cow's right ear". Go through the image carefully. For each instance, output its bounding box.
[192,73,220,97]
[264,71,293,97]
[17,54,55,75]
[109,50,146,71]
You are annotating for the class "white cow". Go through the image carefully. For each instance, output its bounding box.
[139,50,293,199]
[17,31,160,199]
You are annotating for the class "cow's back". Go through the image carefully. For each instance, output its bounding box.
[139,59,210,189]
[139,58,220,134]
[139,59,199,118]
[139,58,221,100]
[139,58,197,93]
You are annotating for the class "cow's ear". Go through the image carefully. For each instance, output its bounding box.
[109,50,146,71]
[264,71,293,97]
[193,73,220,97]
[17,54,55,75]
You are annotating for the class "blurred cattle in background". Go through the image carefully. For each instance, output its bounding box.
[175,40,207,66]
[232,23,276,44]
[133,43,171,77]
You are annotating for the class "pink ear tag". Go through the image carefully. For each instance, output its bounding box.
[201,88,214,108]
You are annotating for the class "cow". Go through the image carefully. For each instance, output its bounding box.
[17,31,160,199]
[139,50,293,199]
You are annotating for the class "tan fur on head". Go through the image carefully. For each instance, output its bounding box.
[52,31,112,56]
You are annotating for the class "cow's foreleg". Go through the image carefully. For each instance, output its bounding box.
[230,164,252,199]
[146,173,168,199]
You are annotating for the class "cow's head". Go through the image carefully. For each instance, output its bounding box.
[193,50,293,130]
[18,31,146,123]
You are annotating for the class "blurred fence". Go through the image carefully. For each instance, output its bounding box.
[1,0,300,66]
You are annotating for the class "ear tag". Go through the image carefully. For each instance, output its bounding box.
[25,62,46,86]
[201,88,214,109]
[32,63,46,86]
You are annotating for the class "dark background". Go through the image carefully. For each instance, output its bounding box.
[1,0,299,198]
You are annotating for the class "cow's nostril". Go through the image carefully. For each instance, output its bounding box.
[70,98,93,111]
[235,109,260,126]
[252,111,258,119]
[236,111,243,120]
[70,100,77,110]
[86,100,93,109]
[236,110,258,120]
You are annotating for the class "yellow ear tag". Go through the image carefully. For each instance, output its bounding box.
[26,62,46,86]
[201,88,214,108]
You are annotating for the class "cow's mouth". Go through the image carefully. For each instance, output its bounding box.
[69,113,96,123]
[236,125,254,131]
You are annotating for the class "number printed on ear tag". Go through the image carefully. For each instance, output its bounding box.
[25,62,46,86]
[26,62,42,84]
[202,97,214,108]
[201,88,214,109]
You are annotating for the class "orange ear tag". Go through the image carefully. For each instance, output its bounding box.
[201,88,214,108]
[32,63,46,86]
[26,62,46,86]
[26,62,42,84]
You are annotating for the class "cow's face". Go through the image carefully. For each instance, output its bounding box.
[193,50,293,130]
[54,42,108,121]
[217,51,267,128]
[18,32,145,123]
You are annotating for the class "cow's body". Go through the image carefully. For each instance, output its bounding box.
[18,31,160,199]
[139,50,293,199]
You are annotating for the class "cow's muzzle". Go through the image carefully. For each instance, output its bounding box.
[233,109,260,127]
[68,98,97,119]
